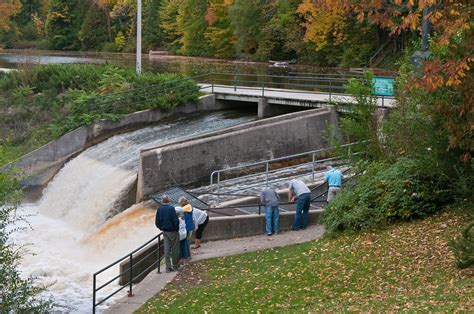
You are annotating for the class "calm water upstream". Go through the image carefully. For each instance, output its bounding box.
[0,50,346,77]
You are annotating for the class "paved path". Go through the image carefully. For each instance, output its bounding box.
[104,224,325,313]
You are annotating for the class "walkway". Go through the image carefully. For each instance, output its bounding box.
[104,224,325,313]
[199,84,395,108]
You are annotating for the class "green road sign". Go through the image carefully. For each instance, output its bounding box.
[372,77,395,96]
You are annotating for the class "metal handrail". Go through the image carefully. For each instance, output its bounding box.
[210,142,360,186]
[92,232,164,313]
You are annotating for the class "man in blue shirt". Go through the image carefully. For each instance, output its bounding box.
[155,195,180,272]
[325,165,343,202]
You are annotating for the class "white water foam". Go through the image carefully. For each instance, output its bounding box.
[12,111,255,313]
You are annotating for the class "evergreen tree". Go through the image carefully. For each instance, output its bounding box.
[228,0,266,59]
[159,0,183,52]
[79,2,110,50]
[257,0,301,61]
[45,0,87,50]
[177,0,212,56]
[143,0,164,50]
[204,0,235,59]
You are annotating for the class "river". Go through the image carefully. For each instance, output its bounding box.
[0,50,345,77]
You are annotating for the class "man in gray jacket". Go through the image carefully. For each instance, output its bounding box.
[260,186,280,236]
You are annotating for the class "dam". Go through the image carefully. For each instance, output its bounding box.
[13,110,257,312]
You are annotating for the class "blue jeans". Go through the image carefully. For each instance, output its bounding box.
[180,239,190,259]
[265,206,280,234]
[292,193,311,230]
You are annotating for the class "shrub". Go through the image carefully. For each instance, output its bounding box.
[0,171,54,312]
[449,221,474,269]
[322,158,454,235]
[0,64,200,163]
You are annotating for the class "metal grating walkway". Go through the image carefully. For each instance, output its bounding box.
[151,186,209,209]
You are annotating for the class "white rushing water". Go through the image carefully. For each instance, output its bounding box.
[13,111,255,313]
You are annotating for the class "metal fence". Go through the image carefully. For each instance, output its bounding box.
[92,232,164,313]
[208,142,361,204]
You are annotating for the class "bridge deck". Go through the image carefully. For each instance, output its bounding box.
[199,83,395,108]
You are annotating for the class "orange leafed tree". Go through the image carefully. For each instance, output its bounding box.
[297,0,349,51]
[300,0,472,162]
[0,0,22,32]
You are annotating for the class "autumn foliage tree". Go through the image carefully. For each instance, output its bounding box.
[0,0,22,32]
[301,0,472,162]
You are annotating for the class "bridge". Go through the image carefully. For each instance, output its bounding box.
[194,72,395,118]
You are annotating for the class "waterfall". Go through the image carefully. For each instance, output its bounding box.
[14,111,255,313]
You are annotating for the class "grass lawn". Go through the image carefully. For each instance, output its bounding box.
[138,209,473,312]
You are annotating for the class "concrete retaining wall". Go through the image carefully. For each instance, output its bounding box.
[138,107,338,200]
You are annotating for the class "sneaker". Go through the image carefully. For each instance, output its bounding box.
[173,265,182,272]
[165,268,175,273]
[267,233,272,236]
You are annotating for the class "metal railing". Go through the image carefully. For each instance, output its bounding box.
[80,71,394,117]
[194,72,394,107]
[209,143,361,204]
[92,232,164,314]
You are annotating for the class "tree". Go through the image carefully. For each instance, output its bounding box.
[159,0,183,51]
[0,0,22,32]
[143,0,164,50]
[45,0,87,50]
[204,0,235,58]
[257,0,302,60]
[79,2,110,50]
[177,0,212,56]
[300,0,473,162]
[297,0,348,52]
[94,0,115,42]
[228,0,266,58]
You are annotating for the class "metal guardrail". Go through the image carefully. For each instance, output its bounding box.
[195,166,353,216]
[209,142,360,204]
[92,232,164,313]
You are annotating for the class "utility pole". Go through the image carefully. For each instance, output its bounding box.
[411,4,431,75]
[421,5,430,52]
[136,0,142,74]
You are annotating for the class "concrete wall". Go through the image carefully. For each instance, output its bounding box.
[204,209,322,240]
[9,95,224,192]
[138,107,338,200]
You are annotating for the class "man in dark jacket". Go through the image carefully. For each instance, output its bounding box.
[155,195,180,272]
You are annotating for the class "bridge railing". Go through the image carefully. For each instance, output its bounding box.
[197,72,353,94]
[82,71,393,114]
[194,72,394,107]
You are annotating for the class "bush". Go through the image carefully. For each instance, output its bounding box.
[0,171,54,312]
[449,221,474,269]
[322,158,454,235]
[0,64,200,164]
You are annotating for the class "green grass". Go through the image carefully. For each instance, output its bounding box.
[138,209,473,312]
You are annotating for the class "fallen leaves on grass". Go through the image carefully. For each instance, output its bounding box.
[138,210,473,313]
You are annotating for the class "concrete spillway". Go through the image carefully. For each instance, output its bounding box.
[13,111,255,313]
